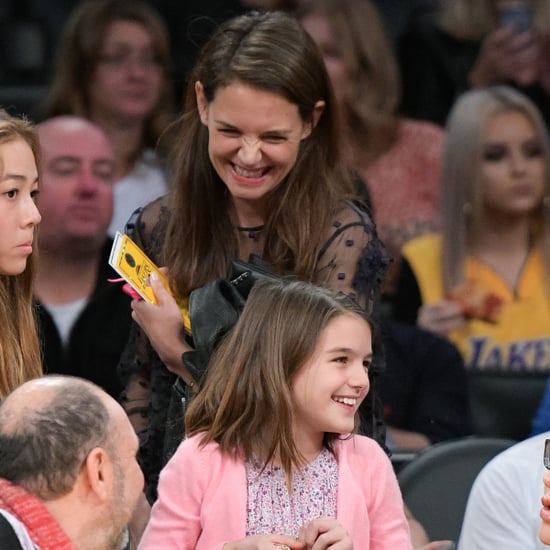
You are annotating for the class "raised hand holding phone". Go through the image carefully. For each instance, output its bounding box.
[498,2,533,33]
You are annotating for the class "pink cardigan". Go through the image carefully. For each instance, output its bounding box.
[139,434,412,550]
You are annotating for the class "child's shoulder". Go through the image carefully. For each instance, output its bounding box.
[336,435,390,466]
[180,433,222,455]
[166,435,236,481]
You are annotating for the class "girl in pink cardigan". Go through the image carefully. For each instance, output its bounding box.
[139,279,411,549]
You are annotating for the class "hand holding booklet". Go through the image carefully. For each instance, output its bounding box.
[109,231,191,333]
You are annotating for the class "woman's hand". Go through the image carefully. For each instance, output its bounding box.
[130,270,193,380]
[469,26,539,88]
[298,518,352,549]
[417,300,466,336]
[223,535,304,550]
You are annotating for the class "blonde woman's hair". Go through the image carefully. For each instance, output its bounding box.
[0,110,42,397]
[441,86,550,293]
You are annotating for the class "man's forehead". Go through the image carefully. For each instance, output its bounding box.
[39,118,114,159]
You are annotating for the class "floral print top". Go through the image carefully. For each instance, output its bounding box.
[245,448,338,537]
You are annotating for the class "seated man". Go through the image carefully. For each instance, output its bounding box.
[0,375,144,550]
[458,431,549,549]
[35,116,132,398]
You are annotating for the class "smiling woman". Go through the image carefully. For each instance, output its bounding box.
[117,10,389,504]
[393,86,550,372]
[0,109,42,397]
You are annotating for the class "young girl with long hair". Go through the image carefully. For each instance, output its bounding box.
[139,279,411,549]
[0,110,42,396]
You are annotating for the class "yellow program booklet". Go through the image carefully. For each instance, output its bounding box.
[109,231,191,333]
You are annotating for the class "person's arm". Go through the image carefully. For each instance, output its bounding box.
[123,201,196,384]
[358,440,413,549]
[339,437,412,547]
[315,202,388,446]
[405,506,455,550]
[387,428,431,451]
[117,200,187,501]
[138,439,206,549]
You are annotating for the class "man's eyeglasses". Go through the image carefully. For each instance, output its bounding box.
[544,439,550,469]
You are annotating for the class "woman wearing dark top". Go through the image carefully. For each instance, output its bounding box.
[117,11,388,501]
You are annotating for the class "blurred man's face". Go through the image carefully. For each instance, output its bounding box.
[38,119,115,251]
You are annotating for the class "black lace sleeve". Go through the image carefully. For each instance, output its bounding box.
[315,200,389,449]
[314,201,389,315]
[117,197,175,502]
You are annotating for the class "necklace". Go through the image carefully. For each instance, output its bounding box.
[473,241,533,295]
[236,224,265,239]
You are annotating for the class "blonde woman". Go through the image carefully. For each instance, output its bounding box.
[393,86,550,371]
[0,110,42,397]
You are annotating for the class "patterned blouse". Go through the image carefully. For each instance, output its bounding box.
[246,448,338,537]
[118,195,388,501]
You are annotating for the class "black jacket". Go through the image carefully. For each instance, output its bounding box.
[37,240,132,399]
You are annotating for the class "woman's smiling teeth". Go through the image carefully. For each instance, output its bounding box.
[232,163,268,178]
[333,396,357,406]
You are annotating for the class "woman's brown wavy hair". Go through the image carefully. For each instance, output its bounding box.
[162,10,356,297]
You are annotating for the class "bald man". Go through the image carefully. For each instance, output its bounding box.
[0,375,144,550]
[35,116,132,398]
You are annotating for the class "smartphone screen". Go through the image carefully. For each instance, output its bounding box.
[499,6,533,32]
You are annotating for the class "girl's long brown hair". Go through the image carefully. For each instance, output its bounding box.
[186,279,371,480]
[0,111,42,397]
